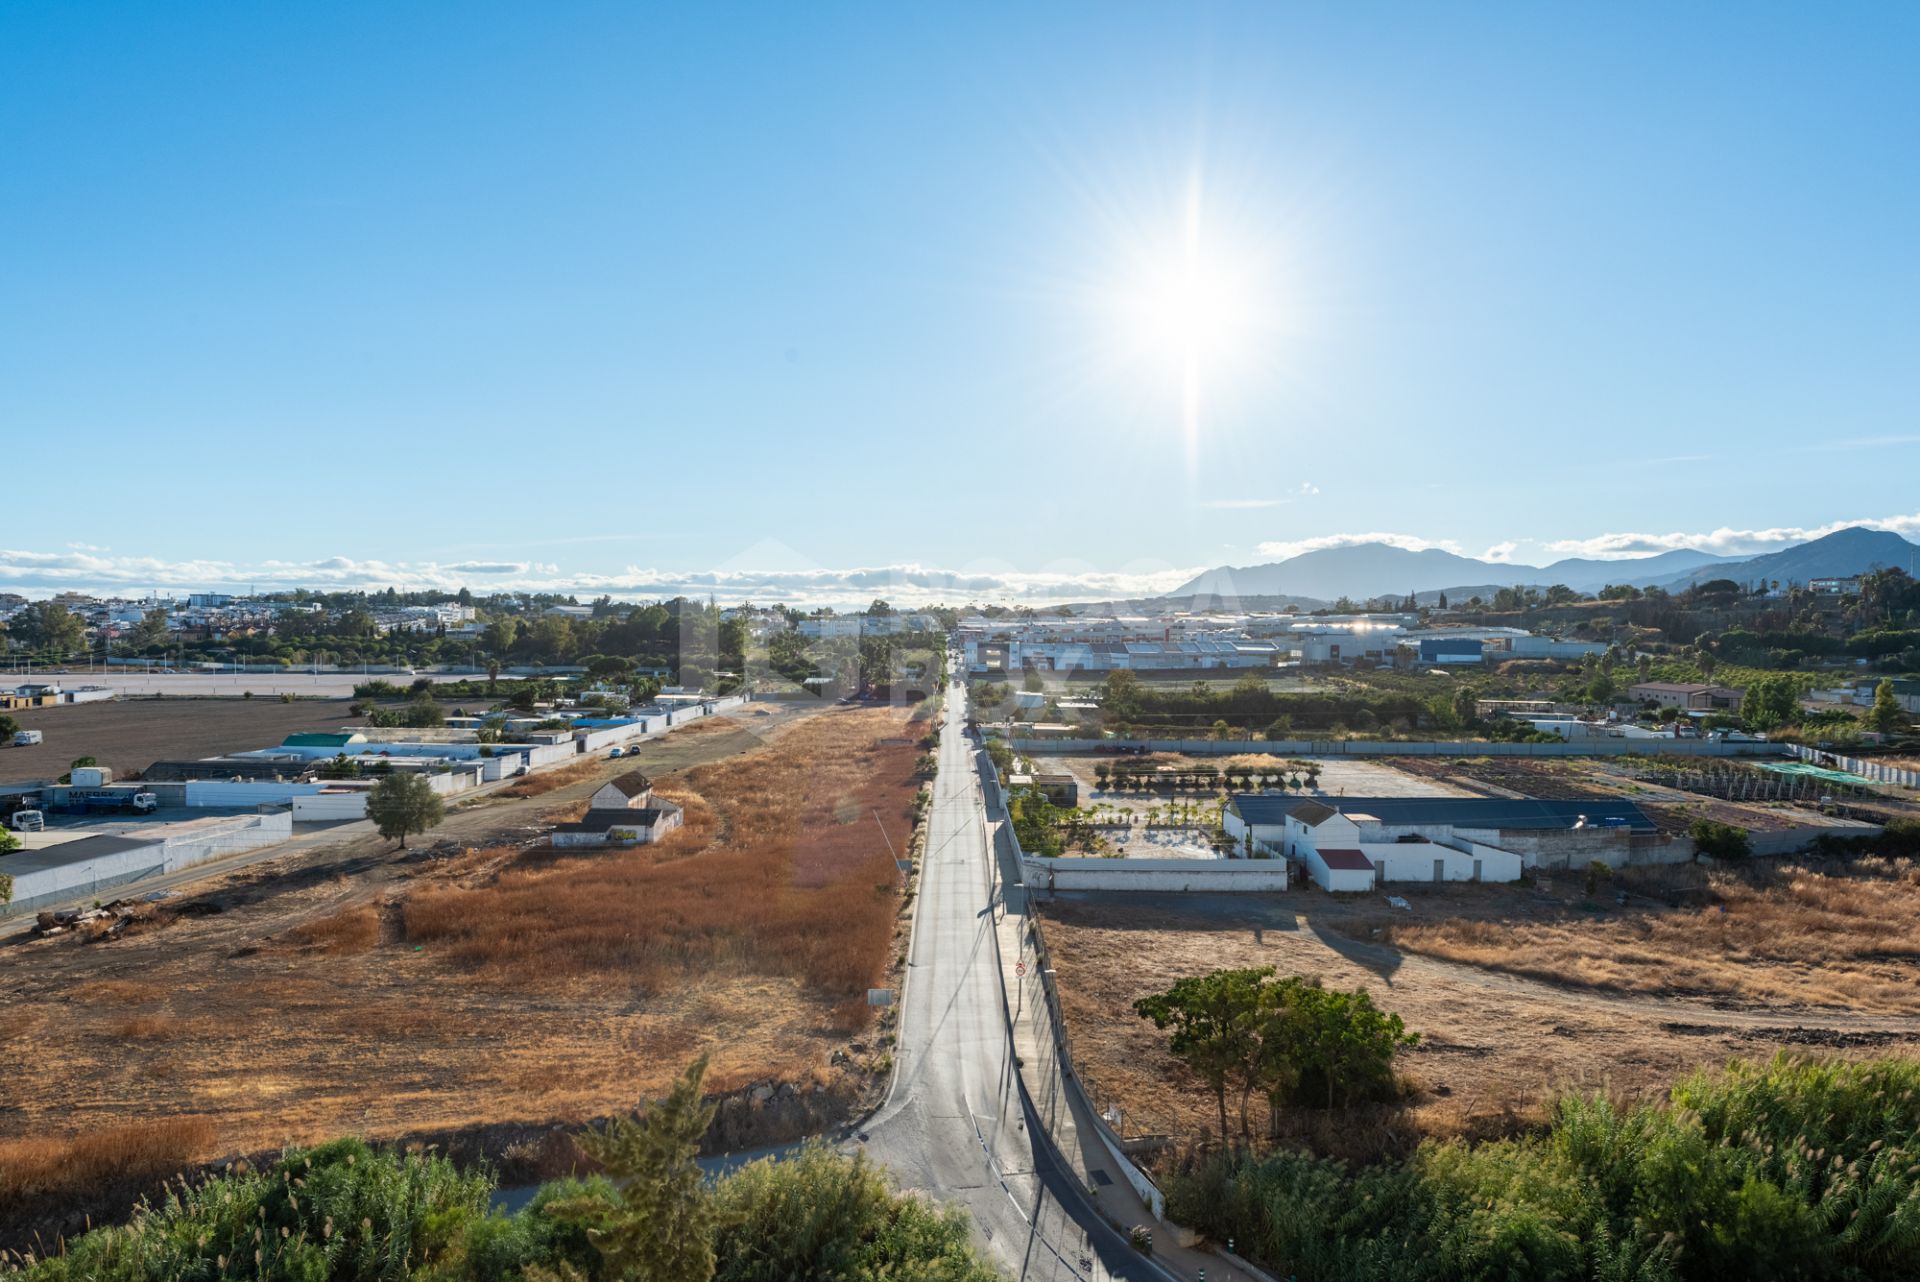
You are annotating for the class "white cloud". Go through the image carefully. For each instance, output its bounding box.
[1255,532,1465,560]
[1202,482,1318,511]
[1545,511,1920,560]
[1482,541,1520,563]
[0,549,1202,608]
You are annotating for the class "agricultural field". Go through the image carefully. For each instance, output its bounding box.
[0,701,918,1243]
[1389,753,1911,834]
[1042,861,1920,1164]
[0,697,380,785]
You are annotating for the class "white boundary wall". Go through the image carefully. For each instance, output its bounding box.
[4,811,294,914]
[1020,855,1289,892]
[291,792,369,821]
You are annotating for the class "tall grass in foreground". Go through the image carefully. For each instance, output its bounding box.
[1167,1053,1920,1282]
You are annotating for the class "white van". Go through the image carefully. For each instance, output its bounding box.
[11,729,43,747]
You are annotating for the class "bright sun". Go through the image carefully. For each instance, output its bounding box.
[1112,180,1260,466]
[1117,180,1255,371]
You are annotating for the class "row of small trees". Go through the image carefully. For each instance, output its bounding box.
[1095,762,1322,795]
[1133,968,1417,1147]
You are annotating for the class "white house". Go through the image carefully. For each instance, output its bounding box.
[1224,795,1549,889]
[553,771,684,848]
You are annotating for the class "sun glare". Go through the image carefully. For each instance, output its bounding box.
[1112,178,1261,470]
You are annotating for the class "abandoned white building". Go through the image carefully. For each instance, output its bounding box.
[552,771,684,848]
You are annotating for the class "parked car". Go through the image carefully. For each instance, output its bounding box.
[11,729,43,747]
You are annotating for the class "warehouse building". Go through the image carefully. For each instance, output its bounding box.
[1225,794,1664,889]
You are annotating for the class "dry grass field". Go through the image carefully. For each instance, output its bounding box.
[0,705,916,1228]
[1390,858,1920,1013]
[1042,867,1920,1165]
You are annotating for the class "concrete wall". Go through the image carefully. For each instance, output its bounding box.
[1022,856,1289,892]
[1012,737,1780,759]
[1300,848,1374,893]
[1784,745,1920,790]
[184,779,330,807]
[4,811,294,914]
[1364,840,1522,883]
[1492,826,1694,870]
[1747,823,1885,857]
[291,792,369,821]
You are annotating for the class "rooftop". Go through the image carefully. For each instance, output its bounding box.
[1232,794,1657,833]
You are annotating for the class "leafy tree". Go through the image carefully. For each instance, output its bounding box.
[367,771,446,848]
[1742,674,1801,731]
[1690,817,1753,860]
[122,607,171,653]
[1254,976,1416,1115]
[1134,967,1271,1145]
[1008,786,1064,858]
[1868,678,1906,736]
[9,601,86,654]
[0,712,17,741]
[556,1055,720,1282]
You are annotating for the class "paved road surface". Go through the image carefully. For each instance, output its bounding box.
[861,676,1181,1282]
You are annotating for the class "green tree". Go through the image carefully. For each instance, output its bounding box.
[1255,976,1417,1115]
[563,1056,720,1282]
[0,712,17,742]
[1134,967,1271,1145]
[1742,674,1801,731]
[366,771,446,848]
[9,601,86,654]
[1868,678,1906,736]
[1690,817,1753,860]
[123,607,171,653]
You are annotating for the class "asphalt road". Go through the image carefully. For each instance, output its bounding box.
[861,674,1177,1282]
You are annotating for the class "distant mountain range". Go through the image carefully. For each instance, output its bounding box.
[1166,526,1919,606]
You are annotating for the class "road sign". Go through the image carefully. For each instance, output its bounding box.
[1014,961,1026,977]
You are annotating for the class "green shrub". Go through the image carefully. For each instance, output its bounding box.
[1690,817,1753,860]
[1165,1054,1920,1282]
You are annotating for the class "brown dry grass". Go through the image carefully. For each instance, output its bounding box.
[286,903,382,954]
[0,1116,214,1207]
[402,711,915,1028]
[1391,858,1920,1013]
[1042,886,1920,1167]
[0,704,908,1176]
[495,758,603,799]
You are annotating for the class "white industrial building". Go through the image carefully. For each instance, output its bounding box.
[1223,794,1661,890]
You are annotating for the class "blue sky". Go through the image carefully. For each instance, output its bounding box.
[4,3,1918,604]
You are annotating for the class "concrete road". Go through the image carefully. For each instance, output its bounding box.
[861,675,1178,1282]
